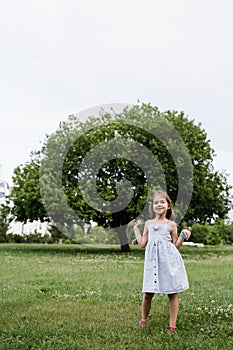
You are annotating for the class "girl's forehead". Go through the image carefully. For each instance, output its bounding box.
[153,194,167,201]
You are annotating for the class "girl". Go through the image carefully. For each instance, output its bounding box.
[134,190,191,333]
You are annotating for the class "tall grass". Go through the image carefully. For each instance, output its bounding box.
[0,244,232,349]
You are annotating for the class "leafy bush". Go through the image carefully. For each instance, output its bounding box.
[0,203,12,242]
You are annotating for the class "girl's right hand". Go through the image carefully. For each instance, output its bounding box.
[134,219,142,228]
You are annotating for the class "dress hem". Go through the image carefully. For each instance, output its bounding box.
[142,287,189,294]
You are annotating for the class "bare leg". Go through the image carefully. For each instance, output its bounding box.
[141,292,154,321]
[168,293,178,328]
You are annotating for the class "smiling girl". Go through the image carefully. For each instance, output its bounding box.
[134,190,191,333]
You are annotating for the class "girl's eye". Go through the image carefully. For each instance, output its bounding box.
[154,201,166,205]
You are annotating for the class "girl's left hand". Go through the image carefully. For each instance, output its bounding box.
[181,229,191,240]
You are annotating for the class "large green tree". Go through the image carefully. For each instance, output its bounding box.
[11,104,232,251]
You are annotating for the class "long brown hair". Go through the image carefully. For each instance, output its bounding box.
[149,190,176,221]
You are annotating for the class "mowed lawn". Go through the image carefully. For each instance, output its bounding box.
[0,244,232,350]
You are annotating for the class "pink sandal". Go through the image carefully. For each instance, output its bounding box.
[167,326,176,333]
[139,319,147,327]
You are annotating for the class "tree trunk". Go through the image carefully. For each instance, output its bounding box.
[114,226,131,253]
[121,243,131,252]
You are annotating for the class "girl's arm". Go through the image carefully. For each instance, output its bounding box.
[133,220,149,248]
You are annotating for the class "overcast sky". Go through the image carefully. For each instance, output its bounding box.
[1,0,233,195]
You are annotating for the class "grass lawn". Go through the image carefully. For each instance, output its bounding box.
[0,244,232,350]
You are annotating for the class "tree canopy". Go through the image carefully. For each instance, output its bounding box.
[11,104,233,251]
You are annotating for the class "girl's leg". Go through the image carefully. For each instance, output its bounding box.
[168,293,178,328]
[141,292,154,321]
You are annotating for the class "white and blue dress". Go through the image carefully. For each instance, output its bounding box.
[142,223,189,294]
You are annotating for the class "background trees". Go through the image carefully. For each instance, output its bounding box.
[10,104,233,250]
[0,202,13,242]
[11,152,48,223]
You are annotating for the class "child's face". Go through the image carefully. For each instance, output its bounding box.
[152,194,170,216]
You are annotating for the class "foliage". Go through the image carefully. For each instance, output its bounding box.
[5,232,52,244]
[11,152,49,223]
[3,219,233,245]
[47,224,120,245]
[163,110,232,223]
[0,202,13,242]
[187,223,209,244]
[0,225,122,245]
[186,220,233,245]
[212,218,233,244]
[88,225,119,244]
[11,104,233,251]
[48,223,67,243]
[6,233,26,243]
[39,104,232,226]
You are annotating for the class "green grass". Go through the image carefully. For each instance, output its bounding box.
[0,244,232,350]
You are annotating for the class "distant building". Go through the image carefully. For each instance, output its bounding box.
[0,178,49,236]
[7,220,49,236]
[0,179,10,203]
